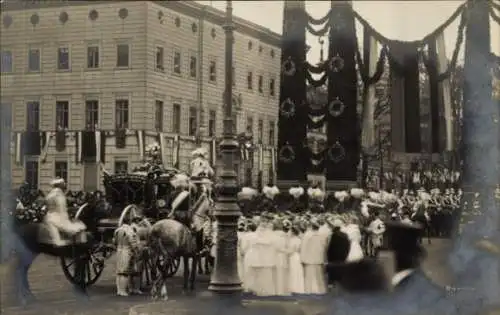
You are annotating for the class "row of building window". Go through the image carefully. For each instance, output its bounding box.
[1,45,277,97]
[23,99,276,144]
[24,159,273,190]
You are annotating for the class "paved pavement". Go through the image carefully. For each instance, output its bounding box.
[0,238,461,315]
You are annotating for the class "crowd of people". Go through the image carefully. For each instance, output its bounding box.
[210,172,464,297]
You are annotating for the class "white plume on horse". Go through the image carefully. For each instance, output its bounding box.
[263,185,279,199]
[191,147,209,159]
[170,174,190,188]
[145,142,161,156]
[238,187,258,200]
[289,186,304,199]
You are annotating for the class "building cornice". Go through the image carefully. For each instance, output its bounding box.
[0,0,281,47]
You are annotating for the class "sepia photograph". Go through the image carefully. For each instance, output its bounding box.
[0,0,499,314]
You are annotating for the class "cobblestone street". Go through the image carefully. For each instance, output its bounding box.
[0,238,456,315]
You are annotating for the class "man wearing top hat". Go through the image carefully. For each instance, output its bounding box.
[385,220,454,314]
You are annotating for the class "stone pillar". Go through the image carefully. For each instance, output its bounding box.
[460,0,499,304]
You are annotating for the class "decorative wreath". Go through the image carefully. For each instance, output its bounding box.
[328,97,346,117]
[279,145,296,163]
[282,57,297,77]
[329,55,345,73]
[328,142,346,163]
[280,98,296,118]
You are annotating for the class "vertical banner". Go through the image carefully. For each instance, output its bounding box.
[40,131,52,163]
[361,30,379,150]
[257,145,264,190]
[436,33,454,151]
[172,134,180,168]
[15,132,22,165]
[137,130,144,161]
[76,131,82,164]
[95,130,101,163]
[271,147,276,185]
[159,132,167,167]
[210,138,217,167]
[277,1,307,183]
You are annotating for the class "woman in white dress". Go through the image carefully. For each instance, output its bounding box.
[237,218,247,286]
[288,225,305,294]
[246,215,277,296]
[341,217,364,262]
[273,219,291,296]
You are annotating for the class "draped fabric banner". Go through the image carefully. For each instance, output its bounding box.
[389,42,422,153]
[277,1,307,183]
[426,40,441,153]
[271,147,276,185]
[436,33,454,151]
[326,2,359,181]
[258,145,264,190]
[76,131,82,164]
[15,132,22,165]
[361,30,379,150]
[40,132,52,163]
[210,138,217,167]
[172,134,180,169]
[137,130,144,161]
[95,130,101,163]
[159,132,167,167]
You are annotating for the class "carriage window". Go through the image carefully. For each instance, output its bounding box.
[85,100,99,130]
[114,161,128,174]
[115,99,129,129]
[56,101,69,129]
[26,101,40,131]
[54,161,68,183]
[25,160,39,189]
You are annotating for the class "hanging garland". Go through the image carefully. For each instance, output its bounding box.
[491,0,500,13]
[307,10,331,26]
[490,6,500,25]
[282,57,297,77]
[328,97,346,117]
[355,45,388,86]
[305,71,328,87]
[305,20,330,37]
[279,145,296,163]
[305,61,327,75]
[328,142,346,163]
[436,11,466,82]
[352,3,466,47]
[280,98,296,118]
[329,55,345,73]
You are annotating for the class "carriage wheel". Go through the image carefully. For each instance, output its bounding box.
[118,204,142,226]
[156,254,181,278]
[60,244,106,286]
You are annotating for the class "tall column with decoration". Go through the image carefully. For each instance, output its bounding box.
[277,0,308,190]
[208,0,242,300]
[325,1,360,189]
[456,0,499,304]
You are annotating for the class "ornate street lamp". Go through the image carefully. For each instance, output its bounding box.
[208,0,243,300]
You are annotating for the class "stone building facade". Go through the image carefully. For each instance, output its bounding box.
[0,1,281,192]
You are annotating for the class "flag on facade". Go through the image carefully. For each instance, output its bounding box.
[257,144,264,190]
[137,130,144,161]
[210,138,217,166]
[15,132,22,165]
[40,131,52,163]
[159,132,167,166]
[96,130,102,163]
[361,30,379,151]
[436,33,453,151]
[75,131,82,164]
[173,134,180,168]
[271,147,276,184]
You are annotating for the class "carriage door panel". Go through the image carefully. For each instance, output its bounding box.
[83,162,98,191]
